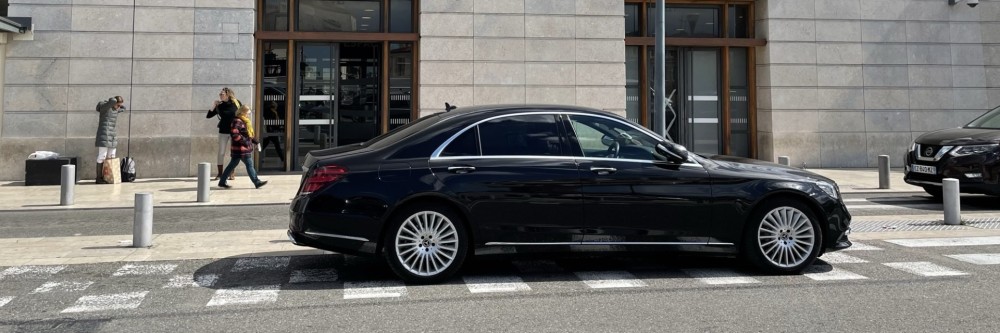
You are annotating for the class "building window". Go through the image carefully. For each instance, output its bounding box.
[297,0,382,32]
[262,0,289,31]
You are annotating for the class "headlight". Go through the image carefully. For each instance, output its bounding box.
[949,144,999,157]
[910,142,917,152]
[816,181,839,199]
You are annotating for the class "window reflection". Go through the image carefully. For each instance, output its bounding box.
[389,43,413,131]
[479,115,566,156]
[262,0,288,31]
[647,5,721,38]
[298,0,381,32]
[260,42,288,170]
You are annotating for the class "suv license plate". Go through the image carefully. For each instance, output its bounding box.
[911,164,937,175]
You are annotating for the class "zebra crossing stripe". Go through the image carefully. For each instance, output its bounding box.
[62,291,149,313]
[683,269,760,285]
[463,275,531,293]
[842,242,883,251]
[819,252,869,264]
[31,281,94,294]
[163,274,219,288]
[885,236,1000,248]
[0,296,12,308]
[0,265,65,279]
[945,254,1000,265]
[231,256,291,272]
[343,281,407,299]
[803,266,868,281]
[113,264,178,277]
[884,262,968,277]
[207,285,281,306]
[289,269,339,284]
[574,271,648,289]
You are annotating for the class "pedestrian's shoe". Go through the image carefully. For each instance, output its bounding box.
[95,162,107,184]
[218,183,232,189]
[255,180,269,189]
[213,164,222,181]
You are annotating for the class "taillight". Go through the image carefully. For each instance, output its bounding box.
[301,165,348,194]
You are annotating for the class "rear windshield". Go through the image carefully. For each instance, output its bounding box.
[966,105,1000,129]
[363,114,441,149]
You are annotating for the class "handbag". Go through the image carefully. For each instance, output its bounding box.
[103,157,122,184]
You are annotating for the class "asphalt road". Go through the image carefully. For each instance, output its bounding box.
[842,192,1000,217]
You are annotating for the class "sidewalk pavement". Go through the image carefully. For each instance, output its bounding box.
[0,167,961,267]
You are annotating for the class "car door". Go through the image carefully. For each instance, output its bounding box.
[428,113,585,244]
[565,114,712,245]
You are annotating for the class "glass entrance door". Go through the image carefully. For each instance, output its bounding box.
[647,47,722,155]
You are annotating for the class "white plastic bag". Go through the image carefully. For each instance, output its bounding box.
[27,151,60,160]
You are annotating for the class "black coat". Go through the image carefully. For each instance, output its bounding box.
[207,101,238,134]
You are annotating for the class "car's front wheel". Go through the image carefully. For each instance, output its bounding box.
[742,199,822,274]
[384,204,468,284]
[923,186,943,201]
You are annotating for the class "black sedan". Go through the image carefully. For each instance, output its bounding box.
[288,105,852,283]
[905,105,1000,198]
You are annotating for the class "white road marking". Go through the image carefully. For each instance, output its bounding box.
[0,296,13,308]
[511,260,564,273]
[463,275,531,293]
[819,252,869,264]
[842,242,883,251]
[0,265,65,279]
[289,269,339,284]
[206,285,281,306]
[163,274,220,288]
[231,256,291,272]
[574,271,647,289]
[62,291,149,313]
[683,269,760,285]
[945,253,1000,265]
[31,281,94,293]
[113,264,178,276]
[343,281,407,299]
[803,266,868,281]
[885,236,1000,248]
[884,262,968,277]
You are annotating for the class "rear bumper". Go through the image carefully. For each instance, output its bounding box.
[288,194,382,256]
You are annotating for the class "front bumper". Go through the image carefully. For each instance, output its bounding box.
[903,150,1000,195]
[823,201,852,253]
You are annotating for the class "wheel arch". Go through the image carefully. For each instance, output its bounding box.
[376,193,475,255]
[739,190,827,251]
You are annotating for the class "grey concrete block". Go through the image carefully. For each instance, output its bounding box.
[194,8,254,34]
[816,88,865,110]
[421,0,473,13]
[952,44,985,66]
[770,88,817,110]
[189,110,219,136]
[70,32,133,58]
[988,89,1000,109]
[474,14,524,37]
[69,59,132,85]
[953,88,989,110]
[421,13,473,37]
[190,85,251,112]
[756,131,774,162]
[815,21,861,42]
[952,66,987,88]
[865,110,911,132]
[860,0,905,20]
[904,0,949,21]
[576,86,624,111]
[908,65,953,88]
[907,44,953,65]
[127,137,193,177]
[862,44,908,65]
[910,110,983,131]
[949,1,981,21]
[575,0,621,15]
[863,66,908,87]
[771,111,818,133]
[988,67,1000,87]
[768,42,817,64]
[194,0,254,8]
[7,4,71,31]
[125,111,193,137]
[420,62,473,85]
[133,60,195,85]
[575,16,622,39]
[140,0,195,6]
[986,45,1000,65]
[65,112,99,139]
[474,38,524,61]
[861,21,906,43]
[756,110,772,133]
[187,135,217,175]
[525,39,575,62]
[135,7,195,33]
[757,88,772,110]
[864,89,909,110]
[71,6,133,32]
[767,0,815,19]
[418,85,473,111]
[576,40,624,63]
[6,32,71,58]
[473,85,525,105]
[525,86,576,105]
[951,22,984,44]
[525,15,575,38]
[815,0,861,19]
[4,59,70,85]
[474,62,525,85]
[767,20,815,42]
[474,0,523,14]
[191,60,252,85]
[821,133,869,168]
[0,138,67,181]
[905,22,951,43]
[866,132,911,167]
[526,0,575,15]
[67,85,131,112]
[134,33,195,59]
[420,38,473,61]
[193,34,254,59]
[72,0,132,5]
[816,43,862,64]
[576,63,623,86]
[131,86,194,111]
[771,132,821,168]
[984,23,1000,44]
[817,65,863,87]
[818,111,866,133]
[909,89,953,110]
[767,65,817,87]
[525,63,575,86]
[2,112,66,138]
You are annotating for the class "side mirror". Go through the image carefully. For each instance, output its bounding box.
[656,142,689,164]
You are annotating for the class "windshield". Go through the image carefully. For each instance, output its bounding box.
[966,105,1000,129]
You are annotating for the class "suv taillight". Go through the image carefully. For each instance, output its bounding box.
[301,165,348,194]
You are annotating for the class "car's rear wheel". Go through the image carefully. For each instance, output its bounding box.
[923,186,943,201]
[742,199,821,274]
[384,204,468,284]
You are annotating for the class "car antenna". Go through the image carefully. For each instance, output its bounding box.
[445,102,457,112]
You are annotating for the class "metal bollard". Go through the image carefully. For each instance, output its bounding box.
[197,162,210,202]
[778,156,790,166]
[943,178,961,225]
[60,164,75,206]
[133,192,153,248]
[877,155,890,189]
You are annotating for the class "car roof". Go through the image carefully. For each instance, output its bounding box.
[438,104,616,121]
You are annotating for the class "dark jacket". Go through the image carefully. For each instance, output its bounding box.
[95,98,126,148]
[230,118,254,157]
[207,100,238,134]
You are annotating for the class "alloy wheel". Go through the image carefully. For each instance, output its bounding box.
[757,206,816,268]
[394,211,460,277]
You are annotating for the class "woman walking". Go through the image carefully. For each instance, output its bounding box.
[207,87,240,180]
[218,105,268,189]
[95,96,127,184]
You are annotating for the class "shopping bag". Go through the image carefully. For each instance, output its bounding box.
[103,157,121,184]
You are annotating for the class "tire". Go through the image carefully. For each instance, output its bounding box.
[923,186,943,201]
[741,198,822,274]
[383,204,469,284]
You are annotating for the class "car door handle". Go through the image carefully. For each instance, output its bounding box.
[447,166,476,174]
[590,166,617,175]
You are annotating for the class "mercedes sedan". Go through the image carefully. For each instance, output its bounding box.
[288,104,852,283]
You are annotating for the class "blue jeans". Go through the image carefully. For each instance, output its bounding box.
[219,155,260,186]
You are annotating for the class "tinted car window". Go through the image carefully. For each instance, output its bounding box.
[478,114,567,156]
[966,105,1000,129]
[365,113,440,149]
[567,115,667,161]
[441,127,480,157]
